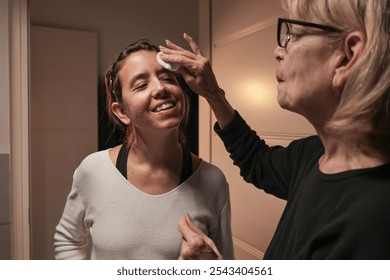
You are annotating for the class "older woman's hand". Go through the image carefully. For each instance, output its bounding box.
[160,33,225,103]
[160,33,235,128]
[160,33,223,101]
[178,213,223,260]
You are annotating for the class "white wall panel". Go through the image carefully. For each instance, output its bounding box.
[30,26,98,259]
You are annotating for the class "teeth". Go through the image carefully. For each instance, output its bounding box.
[155,103,174,112]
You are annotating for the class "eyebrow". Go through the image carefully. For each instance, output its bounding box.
[129,68,174,88]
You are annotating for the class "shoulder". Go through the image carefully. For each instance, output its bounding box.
[196,161,231,210]
[184,159,230,206]
[78,149,109,167]
[190,153,202,173]
[71,149,122,197]
[285,135,323,159]
[288,135,322,149]
[74,149,111,178]
[195,159,228,186]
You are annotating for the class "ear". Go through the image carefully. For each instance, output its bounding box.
[111,102,131,125]
[333,31,366,89]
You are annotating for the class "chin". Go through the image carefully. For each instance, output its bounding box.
[158,119,182,130]
[276,94,287,108]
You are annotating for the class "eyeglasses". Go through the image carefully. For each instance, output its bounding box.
[277,17,341,48]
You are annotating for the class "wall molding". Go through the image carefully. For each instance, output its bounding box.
[260,132,314,147]
[260,131,312,141]
[214,16,278,48]
[233,236,264,260]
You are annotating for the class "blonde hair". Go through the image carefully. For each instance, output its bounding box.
[282,0,390,152]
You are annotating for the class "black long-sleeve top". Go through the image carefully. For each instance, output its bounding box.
[214,111,390,259]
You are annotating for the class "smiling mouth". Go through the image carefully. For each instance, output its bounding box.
[152,102,175,112]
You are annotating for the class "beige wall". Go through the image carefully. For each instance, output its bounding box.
[30,0,199,76]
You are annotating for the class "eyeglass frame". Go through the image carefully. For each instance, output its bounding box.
[277,17,342,48]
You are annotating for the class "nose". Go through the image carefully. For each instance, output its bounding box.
[151,78,168,98]
[273,45,284,62]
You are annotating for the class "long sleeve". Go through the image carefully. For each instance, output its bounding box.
[214,111,323,200]
[54,179,89,260]
[215,185,235,260]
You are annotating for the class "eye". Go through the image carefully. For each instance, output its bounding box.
[160,74,176,84]
[133,82,148,91]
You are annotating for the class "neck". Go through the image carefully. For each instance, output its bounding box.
[129,129,182,167]
[317,132,389,173]
[124,129,185,195]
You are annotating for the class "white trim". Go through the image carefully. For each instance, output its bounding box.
[233,236,264,260]
[261,131,312,142]
[198,0,212,162]
[9,0,30,260]
[214,16,278,48]
[260,132,314,147]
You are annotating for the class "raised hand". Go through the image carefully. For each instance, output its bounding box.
[160,33,235,128]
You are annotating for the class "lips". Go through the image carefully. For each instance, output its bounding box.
[152,102,175,112]
[276,75,284,83]
[275,70,284,83]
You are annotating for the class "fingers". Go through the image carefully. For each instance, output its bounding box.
[159,43,198,73]
[160,33,202,62]
[178,213,204,243]
[178,213,223,260]
[184,213,208,238]
[183,33,202,55]
[162,39,187,53]
[159,34,222,100]
[177,213,193,241]
[179,238,220,260]
[161,33,201,57]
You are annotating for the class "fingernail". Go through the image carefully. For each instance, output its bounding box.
[165,39,172,44]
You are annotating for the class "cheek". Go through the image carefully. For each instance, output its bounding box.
[170,86,186,113]
[122,95,149,118]
[286,52,330,93]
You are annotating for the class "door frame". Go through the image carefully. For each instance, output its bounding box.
[9,0,30,259]
[9,0,211,260]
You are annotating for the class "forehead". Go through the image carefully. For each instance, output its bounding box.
[118,50,162,80]
[122,50,159,71]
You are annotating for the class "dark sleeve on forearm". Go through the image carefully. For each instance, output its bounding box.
[214,111,292,199]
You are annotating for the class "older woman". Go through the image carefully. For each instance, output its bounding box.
[54,40,234,259]
[160,0,390,259]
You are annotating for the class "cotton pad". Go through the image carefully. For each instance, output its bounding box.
[157,52,179,72]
